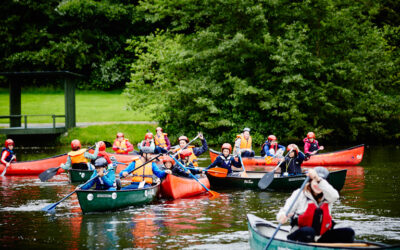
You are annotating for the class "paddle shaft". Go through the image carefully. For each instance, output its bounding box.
[264,176,310,250]
[1,164,10,176]
[237,150,247,174]
[258,150,293,190]
[186,167,225,174]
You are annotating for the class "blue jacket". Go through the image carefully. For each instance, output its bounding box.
[192,139,208,156]
[119,161,167,180]
[1,148,14,163]
[261,142,285,157]
[279,152,305,176]
[206,154,241,174]
[81,168,115,190]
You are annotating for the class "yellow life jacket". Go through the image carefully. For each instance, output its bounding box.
[131,158,153,184]
[238,134,252,149]
[68,149,88,164]
[115,139,129,154]
[176,146,199,167]
[154,133,168,149]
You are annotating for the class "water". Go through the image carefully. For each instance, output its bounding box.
[1,145,400,249]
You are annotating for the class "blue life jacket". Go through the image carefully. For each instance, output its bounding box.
[1,148,14,163]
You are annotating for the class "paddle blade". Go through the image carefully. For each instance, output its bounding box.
[208,190,220,199]
[42,203,57,214]
[241,171,248,177]
[258,171,275,190]
[39,167,60,182]
[207,167,228,178]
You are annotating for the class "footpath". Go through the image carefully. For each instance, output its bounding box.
[0,121,157,128]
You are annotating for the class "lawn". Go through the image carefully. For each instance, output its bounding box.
[0,88,152,123]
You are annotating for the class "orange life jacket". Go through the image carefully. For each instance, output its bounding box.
[176,146,198,167]
[154,133,168,149]
[115,139,129,154]
[298,202,333,236]
[131,158,154,184]
[237,134,252,149]
[68,149,88,164]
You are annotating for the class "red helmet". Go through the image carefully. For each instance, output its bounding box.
[71,139,81,150]
[267,135,277,141]
[5,139,14,148]
[178,136,189,143]
[116,132,124,138]
[98,141,106,151]
[179,149,192,159]
[221,143,232,153]
[162,156,174,164]
[156,127,163,132]
[287,144,299,153]
[145,132,153,140]
[307,132,315,139]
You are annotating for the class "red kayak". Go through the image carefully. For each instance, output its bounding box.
[0,152,136,176]
[161,174,210,199]
[210,144,364,166]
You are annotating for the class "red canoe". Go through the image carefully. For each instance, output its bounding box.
[210,144,364,166]
[0,152,137,176]
[161,174,210,199]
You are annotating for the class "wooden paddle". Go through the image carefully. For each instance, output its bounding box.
[258,150,292,190]
[169,154,220,198]
[187,167,228,178]
[237,150,248,177]
[265,176,310,249]
[42,170,110,214]
[39,141,113,182]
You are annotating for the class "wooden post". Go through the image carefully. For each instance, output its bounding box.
[9,79,21,127]
[64,78,76,129]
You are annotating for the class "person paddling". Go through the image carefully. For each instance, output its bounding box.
[278,144,305,176]
[235,128,255,157]
[174,133,207,167]
[154,127,171,151]
[119,147,172,189]
[206,143,242,176]
[303,132,324,159]
[139,132,168,154]
[162,151,203,178]
[60,139,100,171]
[261,135,285,158]
[112,132,134,154]
[276,167,355,243]
[1,139,16,167]
[77,157,121,191]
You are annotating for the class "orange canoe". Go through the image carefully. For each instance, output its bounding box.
[210,144,364,166]
[0,152,137,176]
[161,174,210,199]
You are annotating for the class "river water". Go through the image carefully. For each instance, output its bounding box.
[0,145,399,249]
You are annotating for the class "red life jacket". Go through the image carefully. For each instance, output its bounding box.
[298,202,333,236]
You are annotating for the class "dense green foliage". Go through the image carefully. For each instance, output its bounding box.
[126,0,400,145]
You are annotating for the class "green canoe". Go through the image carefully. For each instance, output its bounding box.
[76,183,160,213]
[68,169,94,183]
[247,214,392,250]
[206,169,347,191]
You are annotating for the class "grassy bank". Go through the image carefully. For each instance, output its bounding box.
[0,88,152,123]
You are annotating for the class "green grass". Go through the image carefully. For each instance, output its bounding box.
[0,88,152,123]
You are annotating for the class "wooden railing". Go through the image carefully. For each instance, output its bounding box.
[0,114,66,129]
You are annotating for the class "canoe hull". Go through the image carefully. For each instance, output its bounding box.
[0,152,134,176]
[247,214,391,250]
[210,145,364,167]
[207,170,347,191]
[161,174,210,199]
[76,183,160,213]
[68,164,126,183]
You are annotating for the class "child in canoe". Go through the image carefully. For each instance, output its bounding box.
[278,144,305,176]
[1,139,16,168]
[234,128,255,157]
[276,167,354,243]
[119,147,172,189]
[154,127,171,151]
[303,132,324,159]
[60,140,100,171]
[260,135,285,158]
[112,132,134,154]
[174,133,208,167]
[206,143,242,176]
[77,157,121,191]
[138,132,168,154]
[165,150,204,178]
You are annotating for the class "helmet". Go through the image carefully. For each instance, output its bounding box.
[140,146,154,155]
[178,136,189,143]
[243,127,251,132]
[116,132,124,138]
[221,143,232,153]
[267,135,277,141]
[98,141,106,151]
[5,139,14,148]
[156,127,163,132]
[145,132,153,140]
[94,157,108,168]
[307,132,315,139]
[162,156,174,164]
[287,144,299,153]
[179,149,192,159]
[71,139,81,150]
[314,167,329,180]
